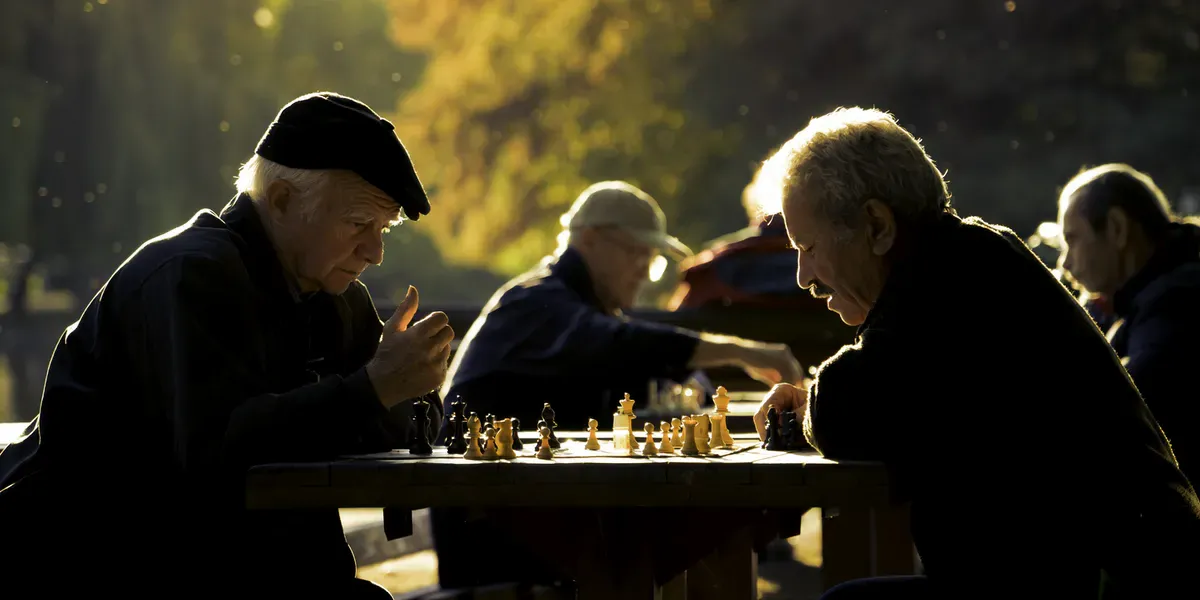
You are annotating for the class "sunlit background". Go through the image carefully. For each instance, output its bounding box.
[3,0,1199,421]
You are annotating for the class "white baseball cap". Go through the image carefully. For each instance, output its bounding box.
[559,181,693,259]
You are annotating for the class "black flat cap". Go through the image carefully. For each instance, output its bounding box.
[254,92,430,221]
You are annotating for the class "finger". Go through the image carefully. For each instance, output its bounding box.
[433,344,452,369]
[410,311,451,336]
[428,326,455,354]
[753,406,768,441]
[388,286,420,332]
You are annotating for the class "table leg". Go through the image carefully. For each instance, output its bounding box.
[684,524,758,600]
[821,505,914,591]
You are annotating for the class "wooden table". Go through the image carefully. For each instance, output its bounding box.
[246,431,914,599]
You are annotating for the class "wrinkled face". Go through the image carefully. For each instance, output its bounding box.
[1059,198,1121,297]
[580,227,658,311]
[266,172,401,295]
[782,192,891,326]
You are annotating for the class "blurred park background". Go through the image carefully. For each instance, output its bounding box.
[2,0,1199,423]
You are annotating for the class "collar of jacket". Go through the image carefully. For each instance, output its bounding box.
[1112,221,1200,317]
[217,193,311,306]
[547,245,608,313]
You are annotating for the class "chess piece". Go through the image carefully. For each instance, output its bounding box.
[712,386,735,446]
[511,418,524,450]
[642,423,658,456]
[612,393,637,450]
[484,413,496,434]
[483,427,498,460]
[709,413,729,450]
[410,399,433,455]
[542,403,560,449]
[780,410,796,450]
[447,401,467,454]
[626,420,637,456]
[585,418,601,451]
[534,419,548,451]
[464,413,483,459]
[443,400,460,447]
[680,417,699,456]
[764,406,785,451]
[694,414,711,455]
[536,427,554,460]
[496,418,516,459]
[658,420,675,454]
[671,417,683,448]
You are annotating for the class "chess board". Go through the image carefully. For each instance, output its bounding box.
[342,431,764,461]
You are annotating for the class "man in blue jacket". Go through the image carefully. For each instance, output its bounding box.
[1058,163,1200,485]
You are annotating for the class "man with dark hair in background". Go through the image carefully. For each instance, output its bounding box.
[1058,163,1200,485]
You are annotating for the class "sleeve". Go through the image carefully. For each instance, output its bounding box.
[803,328,915,460]
[131,255,388,471]
[508,295,702,383]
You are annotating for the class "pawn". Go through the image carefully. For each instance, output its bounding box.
[642,423,658,457]
[534,419,548,451]
[463,413,483,460]
[585,418,601,451]
[658,420,675,454]
[671,417,683,448]
[511,418,524,451]
[680,417,700,456]
[536,426,554,460]
[482,427,498,460]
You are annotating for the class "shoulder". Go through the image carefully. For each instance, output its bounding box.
[109,209,252,298]
[1134,263,1200,323]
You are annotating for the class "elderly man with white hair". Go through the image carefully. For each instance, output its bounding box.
[752,108,1200,599]
[0,92,450,597]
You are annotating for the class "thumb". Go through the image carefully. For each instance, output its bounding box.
[387,285,420,332]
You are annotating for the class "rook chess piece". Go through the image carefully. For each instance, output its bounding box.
[709,413,729,450]
[497,418,516,459]
[680,417,700,456]
[536,427,554,460]
[542,403,560,448]
[410,399,433,455]
[694,414,711,455]
[642,423,658,456]
[482,426,498,460]
[658,420,675,454]
[671,417,683,448]
[463,413,483,459]
[511,418,524,450]
[585,418,601,451]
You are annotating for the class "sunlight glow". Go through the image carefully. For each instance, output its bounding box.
[648,254,668,282]
[254,7,275,29]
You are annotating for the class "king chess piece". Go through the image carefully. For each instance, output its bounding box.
[510,418,524,451]
[410,399,433,455]
[541,403,560,449]
[443,399,461,447]
[613,393,637,450]
[712,386,735,446]
[585,418,601,451]
[446,401,467,455]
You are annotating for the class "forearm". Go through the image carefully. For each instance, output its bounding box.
[687,333,751,370]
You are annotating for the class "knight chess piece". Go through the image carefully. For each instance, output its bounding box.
[497,418,516,459]
[542,403,560,449]
[642,422,658,456]
[410,399,433,455]
[585,418,601,451]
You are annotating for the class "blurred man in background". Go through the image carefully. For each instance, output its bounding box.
[753,107,1199,599]
[1057,163,1200,485]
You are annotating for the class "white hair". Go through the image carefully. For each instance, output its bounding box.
[235,155,331,221]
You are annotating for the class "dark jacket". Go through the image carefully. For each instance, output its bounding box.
[1108,222,1200,486]
[804,213,1200,598]
[439,247,700,435]
[668,219,822,311]
[0,194,417,590]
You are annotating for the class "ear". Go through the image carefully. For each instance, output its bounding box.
[263,179,297,223]
[862,199,897,256]
[1105,207,1130,248]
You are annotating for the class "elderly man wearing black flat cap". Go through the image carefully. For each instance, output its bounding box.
[0,92,449,597]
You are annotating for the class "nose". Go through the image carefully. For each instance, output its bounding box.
[795,251,816,290]
[358,229,384,266]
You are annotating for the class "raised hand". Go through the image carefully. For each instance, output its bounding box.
[366,285,455,408]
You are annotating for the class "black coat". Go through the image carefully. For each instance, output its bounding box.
[0,195,420,591]
[804,213,1200,598]
[1108,222,1200,487]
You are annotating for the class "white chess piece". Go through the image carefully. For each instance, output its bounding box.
[642,423,658,456]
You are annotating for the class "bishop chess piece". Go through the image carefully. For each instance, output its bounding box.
[764,406,785,451]
[497,418,516,459]
[482,426,499,460]
[680,417,700,456]
[658,420,675,454]
[585,418,601,451]
[642,423,658,456]
[510,418,524,450]
[671,417,683,448]
[541,403,560,449]
[410,399,433,455]
[464,413,483,459]
[536,427,554,460]
[694,414,711,455]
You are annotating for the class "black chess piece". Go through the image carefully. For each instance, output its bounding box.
[485,413,495,431]
[784,411,803,450]
[443,400,461,447]
[511,418,524,450]
[534,419,548,451]
[447,402,467,455]
[780,410,796,450]
[764,405,785,451]
[541,403,560,449]
[411,399,434,455]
